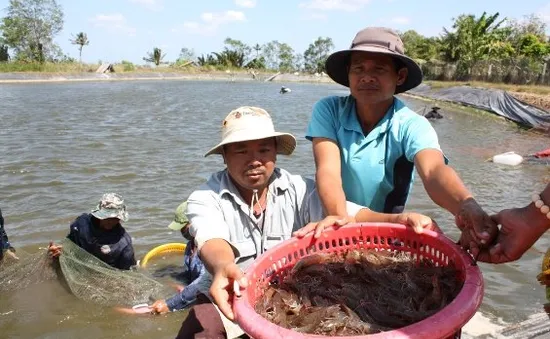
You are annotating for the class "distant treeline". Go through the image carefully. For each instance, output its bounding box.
[1,0,549,84]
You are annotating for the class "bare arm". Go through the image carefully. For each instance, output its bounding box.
[313,137,348,216]
[478,183,550,263]
[355,208,405,224]
[199,238,246,320]
[415,149,497,245]
[540,183,550,225]
[516,183,550,231]
[199,238,236,275]
[295,207,437,238]
[355,208,437,233]
[414,149,472,215]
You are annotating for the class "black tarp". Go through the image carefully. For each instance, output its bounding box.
[408,84,550,130]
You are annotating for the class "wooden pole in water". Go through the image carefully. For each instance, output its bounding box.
[265,72,281,82]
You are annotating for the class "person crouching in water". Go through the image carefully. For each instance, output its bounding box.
[48,193,136,270]
[0,208,18,261]
[424,106,443,120]
[151,201,207,314]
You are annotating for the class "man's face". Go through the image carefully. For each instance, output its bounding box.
[348,52,408,104]
[223,138,277,193]
[99,217,120,230]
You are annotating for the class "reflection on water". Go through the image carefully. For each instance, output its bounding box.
[1,80,549,337]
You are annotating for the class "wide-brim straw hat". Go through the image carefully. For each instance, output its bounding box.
[325,27,423,94]
[205,106,296,157]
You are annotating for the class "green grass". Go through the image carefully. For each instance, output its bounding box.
[0,62,101,73]
[0,61,279,75]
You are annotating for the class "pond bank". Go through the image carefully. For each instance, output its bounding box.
[0,70,333,84]
[1,70,548,112]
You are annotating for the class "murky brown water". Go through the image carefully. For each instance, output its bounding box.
[1,80,549,338]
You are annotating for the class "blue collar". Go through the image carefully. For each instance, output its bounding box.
[341,96,398,143]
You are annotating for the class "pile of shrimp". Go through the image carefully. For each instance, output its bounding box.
[255,249,462,336]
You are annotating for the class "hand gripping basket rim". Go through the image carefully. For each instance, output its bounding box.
[233,222,484,339]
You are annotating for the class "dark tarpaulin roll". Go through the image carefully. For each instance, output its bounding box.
[408,84,550,130]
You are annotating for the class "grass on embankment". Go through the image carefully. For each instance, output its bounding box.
[0,62,103,73]
[1,62,548,94]
[425,80,550,95]
[0,61,274,75]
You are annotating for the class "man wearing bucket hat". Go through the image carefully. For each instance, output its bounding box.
[150,201,208,314]
[306,26,497,248]
[176,106,437,338]
[48,193,136,270]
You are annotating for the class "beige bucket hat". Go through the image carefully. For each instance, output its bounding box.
[325,26,423,93]
[205,106,296,157]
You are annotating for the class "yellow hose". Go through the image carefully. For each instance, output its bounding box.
[538,247,550,301]
[141,243,186,268]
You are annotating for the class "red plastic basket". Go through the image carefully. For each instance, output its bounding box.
[233,223,484,339]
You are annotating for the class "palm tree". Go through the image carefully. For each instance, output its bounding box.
[441,12,506,78]
[0,44,9,62]
[70,32,89,64]
[253,43,262,58]
[213,49,245,67]
[197,54,218,66]
[143,47,166,66]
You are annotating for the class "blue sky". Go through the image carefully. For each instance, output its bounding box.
[1,0,550,64]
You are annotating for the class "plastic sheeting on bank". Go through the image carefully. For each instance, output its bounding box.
[408,84,550,131]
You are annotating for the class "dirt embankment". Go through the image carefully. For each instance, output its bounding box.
[0,70,334,84]
[509,92,550,112]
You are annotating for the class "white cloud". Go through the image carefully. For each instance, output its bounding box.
[172,11,246,36]
[201,11,246,23]
[302,13,328,20]
[299,0,371,11]
[89,14,137,36]
[389,16,410,25]
[128,0,163,11]
[235,0,256,8]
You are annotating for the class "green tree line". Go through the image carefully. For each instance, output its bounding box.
[400,12,549,82]
[1,0,549,83]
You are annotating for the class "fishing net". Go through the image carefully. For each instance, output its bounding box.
[0,239,172,307]
[0,247,58,291]
[255,249,462,336]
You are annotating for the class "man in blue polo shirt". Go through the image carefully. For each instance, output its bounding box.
[306,27,497,247]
